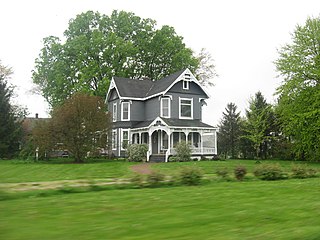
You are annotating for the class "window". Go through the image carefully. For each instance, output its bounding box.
[112,103,117,122]
[161,98,170,118]
[121,102,130,121]
[183,80,189,90]
[161,131,168,150]
[121,129,129,150]
[179,98,193,119]
[112,129,117,150]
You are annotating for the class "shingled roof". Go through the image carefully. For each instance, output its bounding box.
[111,69,187,99]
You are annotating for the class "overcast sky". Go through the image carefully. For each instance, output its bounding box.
[1,0,320,126]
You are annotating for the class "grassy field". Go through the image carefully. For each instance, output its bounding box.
[0,159,135,183]
[1,178,320,239]
[2,159,319,183]
[1,159,320,239]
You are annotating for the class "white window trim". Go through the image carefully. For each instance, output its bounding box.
[112,129,117,150]
[183,80,189,90]
[160,97,171,118]
[179,97,193,119]
[121,129,130,150]
[121,102,130,121]
[112,102,117,122]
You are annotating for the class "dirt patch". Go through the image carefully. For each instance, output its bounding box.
[130,163,154,175]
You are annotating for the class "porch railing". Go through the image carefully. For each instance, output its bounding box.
[169,147,215,155]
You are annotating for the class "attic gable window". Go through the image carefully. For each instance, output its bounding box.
[183,73,191,90]
[183,80,189,90]
[161,98,171,118]
[121,102,130,121]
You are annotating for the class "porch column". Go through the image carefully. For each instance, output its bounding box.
[214,130,217,154]
[148,132,152,159]
[200,130,203,155]
[139,132,142,144]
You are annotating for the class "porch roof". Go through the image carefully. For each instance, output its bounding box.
[131,118,215,130]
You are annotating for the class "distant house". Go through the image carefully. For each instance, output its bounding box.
[106,69,217,162]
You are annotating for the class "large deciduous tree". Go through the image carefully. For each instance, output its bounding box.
[0,61,25,158]
[275,17,320,161]
[218,103,241,159]
[33,10,214,108]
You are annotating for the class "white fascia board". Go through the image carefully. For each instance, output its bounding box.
[106,78,122,102]
[163,68,211,98]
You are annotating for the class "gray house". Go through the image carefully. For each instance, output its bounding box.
[106,68,217,162]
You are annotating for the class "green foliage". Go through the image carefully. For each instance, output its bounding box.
[146,171,165,187]
[0,61,26,158]
[241,92,276,159]
[234,165,247,181]
[32,93,111,163]
[127,144,148,162]
[275,17,320,161]
[175,141,191,162]
[291,164,317,179]
[32,10,206,108]
[218,102,241,159]
[215,167,229,179]
[130,174,145,187]
[179,166,203,185]
[253,163,286,180]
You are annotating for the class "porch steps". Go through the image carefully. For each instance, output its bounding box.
[149,154,165,163]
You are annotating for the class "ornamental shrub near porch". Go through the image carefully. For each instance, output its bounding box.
[127,144,148,162]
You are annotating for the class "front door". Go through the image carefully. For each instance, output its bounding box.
[152,131,158,154]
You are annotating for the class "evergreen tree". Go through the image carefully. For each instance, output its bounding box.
[218,103,241,159]
[0,61,25,158]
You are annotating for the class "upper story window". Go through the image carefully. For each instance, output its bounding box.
[179,98,193,119]
[121,102,130,121]
[112,103,117,122]
[183,80,189,90]
[161,98,170,118]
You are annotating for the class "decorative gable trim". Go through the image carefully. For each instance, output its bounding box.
[106,78,122,102]
[106,69,210,102]
[163,69,210,98]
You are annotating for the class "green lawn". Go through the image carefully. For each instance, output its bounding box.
[1,159,320,183]
[0,160,135,183]
[1,178,320,239]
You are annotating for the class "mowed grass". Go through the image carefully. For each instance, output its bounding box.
[1,159,320,183]
[0,160,136,183]
[1,178,320,240]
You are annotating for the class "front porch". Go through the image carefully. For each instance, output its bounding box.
[130,120,217,162]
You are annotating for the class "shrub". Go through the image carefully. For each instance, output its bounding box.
[253,163,286,180]
[130,174,145,187]
[127,144,148,162]
[291,164,317,179]
[234,165,247,181]
[179,166,203,185]
[146,171,165,187]
[215,167,229,179]
[175,141,191,162]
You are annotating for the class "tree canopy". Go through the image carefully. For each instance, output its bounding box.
[33,93,111,162]
[275,16,320,160]
[32,10,214,108]
[242,92,275,159]
[0,61,25,158]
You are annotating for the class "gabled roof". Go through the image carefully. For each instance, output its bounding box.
[106,69,209,101]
